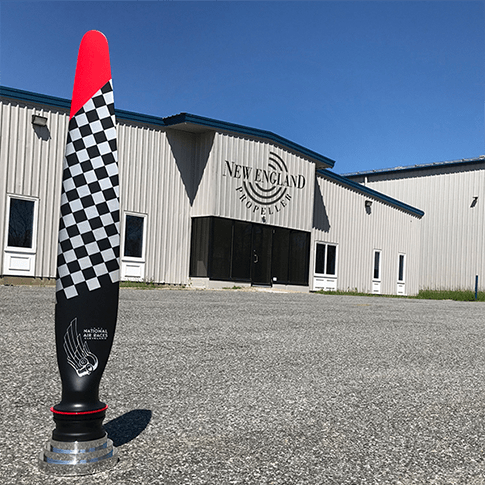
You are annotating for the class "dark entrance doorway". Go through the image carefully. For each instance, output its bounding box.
[189,217,310,287]
[251,225,272,286]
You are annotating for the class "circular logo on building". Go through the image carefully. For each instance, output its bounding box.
[243,152,291,206]
[223,151,306,216]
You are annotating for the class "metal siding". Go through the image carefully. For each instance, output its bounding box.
[117,122,192,285]
[36,108,66,277]
[1,100,193,285]
[358,166,485,290]
[192,132,315,231]
[312,174,421,295]
[2,95,431,293]
[191,132,216,218]
[0,98,67,278]
[0,102,9,272]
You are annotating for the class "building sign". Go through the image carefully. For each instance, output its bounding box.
[222,152,306,216]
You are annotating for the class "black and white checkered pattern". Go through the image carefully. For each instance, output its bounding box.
[56,81,120,300]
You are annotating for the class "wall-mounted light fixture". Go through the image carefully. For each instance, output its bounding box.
[471,196,478,208]
[365,200,373,208]
[32,114,48,127]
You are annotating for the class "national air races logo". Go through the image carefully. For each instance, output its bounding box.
[223,152,306,216]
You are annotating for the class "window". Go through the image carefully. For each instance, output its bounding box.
[123,214,145,259]
[231,221,252,280]
[326,245,337,275]
[315,242,337,276]
[288,230,310,285]
[398,254,405,282]
[7,196,36,249]
[272,227,290,283]
[190,217,210,277]
[252,224,273,285]
[373,250,381,280]
[210,218,232,280]
[189,217,310,286]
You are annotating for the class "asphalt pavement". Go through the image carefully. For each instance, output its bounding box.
[1,285,485,484]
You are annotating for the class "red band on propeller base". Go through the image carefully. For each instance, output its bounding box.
[50,404,108,416]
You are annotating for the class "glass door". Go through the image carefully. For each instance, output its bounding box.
[3,196,37,277]
[251,225,272,286]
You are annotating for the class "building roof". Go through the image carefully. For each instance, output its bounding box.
[163,113,335,169]
[342,156,485,178]
[0,85,335,169]
[318,169,425,218]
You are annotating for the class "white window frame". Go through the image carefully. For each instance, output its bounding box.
[373,249,382,282]
[397,253,406,283]
[313,241,338,292]
[314,241,338,277]
[4,194,39,253]
[122,211,147,263]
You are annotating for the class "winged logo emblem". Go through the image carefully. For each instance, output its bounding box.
[63,318,99,377]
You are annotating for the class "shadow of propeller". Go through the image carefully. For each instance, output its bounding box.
[104,409,152,447]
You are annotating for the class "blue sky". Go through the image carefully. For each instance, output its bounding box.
[1,1,483,174]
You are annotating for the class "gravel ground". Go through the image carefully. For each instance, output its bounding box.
[1,285,485,485]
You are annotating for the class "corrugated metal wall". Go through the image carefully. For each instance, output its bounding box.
[352,166,485,290]
[0,99,194,285]
[192,132,315,232]
[311,173,422,295]
[0,98,67,278]
[111,121,193,285]
[1,96,424,293]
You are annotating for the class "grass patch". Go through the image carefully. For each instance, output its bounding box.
[119,281,185,290]
[222,286,243,290]
[315,288,485,301]
[415,289,485,302]
[120,280,158,289]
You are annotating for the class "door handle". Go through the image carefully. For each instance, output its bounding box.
[253,253,259,263]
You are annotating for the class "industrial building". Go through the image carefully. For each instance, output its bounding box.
[0,85,443,295]
[345,157,485,292]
